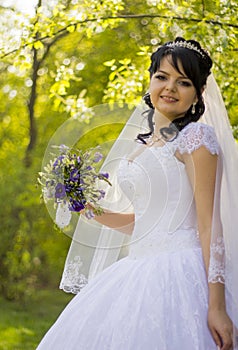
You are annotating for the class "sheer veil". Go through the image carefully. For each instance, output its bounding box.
[56,103,149,292]
[201,74,238,339]
[50,73,238,341]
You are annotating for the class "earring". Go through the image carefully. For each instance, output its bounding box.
[191,102,196,114]
[143,92,154,109]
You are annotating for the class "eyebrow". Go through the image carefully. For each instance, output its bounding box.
[157,69,189,79]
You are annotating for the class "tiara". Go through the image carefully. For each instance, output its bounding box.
[165,41,206,58]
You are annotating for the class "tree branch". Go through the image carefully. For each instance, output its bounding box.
[24,25,71,166]
[0,5,16,12]
[201,0,205,17]
[1,13,237,59]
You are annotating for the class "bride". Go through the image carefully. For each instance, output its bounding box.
[37,37,237,350]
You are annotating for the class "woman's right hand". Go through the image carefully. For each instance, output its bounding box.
[208,307,233,350]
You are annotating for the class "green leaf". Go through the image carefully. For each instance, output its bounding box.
[67,25,76,33]
[119,58,131,65]
[33,41,44,50]
[103,59,116,67]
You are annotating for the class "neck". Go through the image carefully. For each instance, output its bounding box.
[153,111,173,136]
[153,110,184,136]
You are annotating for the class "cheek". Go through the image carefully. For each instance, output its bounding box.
[149,82,156,95]
[183,91,197,105]
[149,78,162,90]
[149,81,162,98]
[150,90,159,105]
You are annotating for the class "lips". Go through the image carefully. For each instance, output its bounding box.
[160,95,178,102]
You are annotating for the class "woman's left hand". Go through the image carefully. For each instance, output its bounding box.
[208,307,233,350]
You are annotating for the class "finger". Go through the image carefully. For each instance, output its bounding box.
[220,339,231,350]
[229,330,234,349]
[220,332,233,350]
[210,328,222,348]
[221,342,233,350]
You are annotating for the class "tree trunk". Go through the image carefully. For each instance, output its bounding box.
[24,47,39,167]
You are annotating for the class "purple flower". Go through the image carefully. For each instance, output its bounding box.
[98,190,105,200]
[55,183,66,199]
[69,199,85,212]
[70,169,80,181]
[53,155,65,167]
[76,187,84,194]
[93,152,103,163]
[99,172,109,179]
[65,182,73,192]
[46,179,55,187]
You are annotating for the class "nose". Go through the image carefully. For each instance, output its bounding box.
[165,79,177,92]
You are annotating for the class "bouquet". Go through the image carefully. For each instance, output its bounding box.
[38,145,111,228]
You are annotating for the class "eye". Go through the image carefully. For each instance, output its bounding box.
[155,74,167,81]
[178,80,193,87]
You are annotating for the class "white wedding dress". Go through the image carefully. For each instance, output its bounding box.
[37,122,222,350]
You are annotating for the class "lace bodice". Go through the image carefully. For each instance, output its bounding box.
[118,122,219,233]
[117,122,224,282]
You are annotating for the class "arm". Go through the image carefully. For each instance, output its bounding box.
[84,204,135,235]
[182,146,233,350]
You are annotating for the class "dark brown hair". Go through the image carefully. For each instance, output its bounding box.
[137,37,212,144]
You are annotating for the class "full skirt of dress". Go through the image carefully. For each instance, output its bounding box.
[37,245,217,350]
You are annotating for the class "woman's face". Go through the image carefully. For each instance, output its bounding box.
[149,56,197,121]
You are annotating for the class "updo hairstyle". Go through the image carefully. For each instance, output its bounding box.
[137,37,213,144]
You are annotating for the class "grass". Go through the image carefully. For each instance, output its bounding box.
[0,289,73,350]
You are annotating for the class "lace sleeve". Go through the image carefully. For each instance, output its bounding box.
[176,122,220,155]
[177,122,225,284]
[208,153,226,285]
[208,236,225,284]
